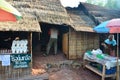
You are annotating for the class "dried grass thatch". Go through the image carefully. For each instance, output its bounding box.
[1,0,72,32]
[66,8,95,32]
[9,0,71,25]
[80,2,120,23]
[0,0,42,32]
[0,13,41,32]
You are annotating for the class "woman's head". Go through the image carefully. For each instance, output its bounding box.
[108,35,114,41]
[15,37,20,40]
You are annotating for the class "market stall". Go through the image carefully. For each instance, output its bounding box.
[0,32,34,80]
[83,49,120,80]
[0,0,41,79]
[0,15,41,80]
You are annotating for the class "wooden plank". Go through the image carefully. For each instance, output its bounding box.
[62,33,68,57]
[85,64,116,80]
[85,64,103,76]
[102,65,105,80]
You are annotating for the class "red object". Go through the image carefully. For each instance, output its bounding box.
[48,28,59,35]
[109,27,120,33]
[0,9,16,21]
[48,29,51,35]
[107,19,120,33]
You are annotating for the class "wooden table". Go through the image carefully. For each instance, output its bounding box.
[83,60,116,80]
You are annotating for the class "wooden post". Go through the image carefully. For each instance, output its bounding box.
[116,33,119,80]
[29,32,32,74]
[102,65,105,80]
[28,32,33,53]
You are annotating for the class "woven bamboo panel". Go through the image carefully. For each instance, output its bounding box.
[0,61,31,80]
[62,33,68,57]
[68,30,99,59]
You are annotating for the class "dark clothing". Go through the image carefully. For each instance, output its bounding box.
[102,38,116,56]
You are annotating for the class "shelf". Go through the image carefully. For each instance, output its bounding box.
[85,64,116,78]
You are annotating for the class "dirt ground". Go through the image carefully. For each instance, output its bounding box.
[18,52,117,80]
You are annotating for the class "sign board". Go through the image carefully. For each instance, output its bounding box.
[10,54,31,68]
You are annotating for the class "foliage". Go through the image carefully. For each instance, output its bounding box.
[86,0,120,10]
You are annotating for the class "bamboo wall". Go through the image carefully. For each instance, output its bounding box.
[0,33,32,80]
[0,61,31,80]
[62,33,68,57]
[68,28,99,59]
[68,28,77,59]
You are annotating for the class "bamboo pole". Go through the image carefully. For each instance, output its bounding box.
[116,33,119,80]
[30,32,32,54]
[30,32,32,74]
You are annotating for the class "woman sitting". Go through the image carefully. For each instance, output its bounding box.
[101,34,117,56]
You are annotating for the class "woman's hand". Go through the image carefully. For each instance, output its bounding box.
[101,43,108,49]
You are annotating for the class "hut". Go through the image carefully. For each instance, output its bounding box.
[0,6,41,80]
[65,6,99,59]
[9,0,72,57]
[80,2,120,24]
[28,0,98,60]
[30,0,71,54]
[63,2,120,59]
[80,2,120,52]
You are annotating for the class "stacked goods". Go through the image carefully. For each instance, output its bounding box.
[100,66,117,75]
[86,50,117,75]
[0,49,12,54]
[11,40,28,53]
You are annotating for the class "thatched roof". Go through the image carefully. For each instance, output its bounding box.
[0,1,41,32]
[66,7,96,32]
[0,13,41,32]
[79,2,120,24]
[65,2,120,32]
[9,0,71,25]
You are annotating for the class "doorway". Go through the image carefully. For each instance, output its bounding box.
[32,23,69,56]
